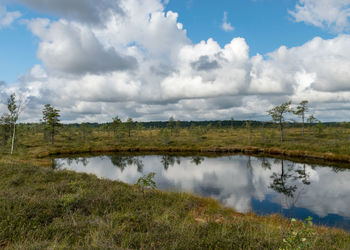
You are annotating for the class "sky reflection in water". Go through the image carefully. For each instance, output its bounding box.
[55,154,350,230]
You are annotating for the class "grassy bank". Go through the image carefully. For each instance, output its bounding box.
[1,162,349,249]
[3,125,350,166]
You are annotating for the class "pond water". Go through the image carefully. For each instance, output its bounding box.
[54,154,350,231]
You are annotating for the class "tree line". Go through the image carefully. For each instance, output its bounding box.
[0,93,330,152]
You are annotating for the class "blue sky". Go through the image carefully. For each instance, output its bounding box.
[0,22,39,83]
[1,0,336,84]
[1,0,350,122]
[0,3,47,83]
[165,0,333,54]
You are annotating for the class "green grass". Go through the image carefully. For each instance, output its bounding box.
[3,125,350,166]
[1,124,350,248]
[1,162,349,249]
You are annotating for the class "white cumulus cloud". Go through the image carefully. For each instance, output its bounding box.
[290,0,350,32]
[12,0,123,25]
[2,0,350,122]
[221,11,234,32]
[27,18,137,75]
[0,5,21,28]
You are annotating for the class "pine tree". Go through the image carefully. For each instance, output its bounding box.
[268,101,292,142]
[294,100,309,136]
[42,104,61,144]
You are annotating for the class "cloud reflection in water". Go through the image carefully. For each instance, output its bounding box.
[55,154,350,228]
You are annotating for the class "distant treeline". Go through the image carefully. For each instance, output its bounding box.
[19,120,350,129]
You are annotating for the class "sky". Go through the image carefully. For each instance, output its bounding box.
[1,0,350,122]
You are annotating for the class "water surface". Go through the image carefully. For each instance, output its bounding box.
[54,154,350,230]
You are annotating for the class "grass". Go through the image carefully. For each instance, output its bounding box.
[1,162,349,249]
[1,124,350,248]
[3,124,350,166]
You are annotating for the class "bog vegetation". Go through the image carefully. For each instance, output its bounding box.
[1,94,350,248]
[1,96,350,164]
[1,162,350,249]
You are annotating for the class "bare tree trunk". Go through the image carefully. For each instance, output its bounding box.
[51,124,55,144]
[10,123,16,155]
[302,114,305,137]
[280,120,284,142]
[51,130,55,144]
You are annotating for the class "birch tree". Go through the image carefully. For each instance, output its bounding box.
[7,93,23,154]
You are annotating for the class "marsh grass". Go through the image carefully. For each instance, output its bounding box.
[3,125,350,166]
[1,124,350,248]
[1,163,349,249]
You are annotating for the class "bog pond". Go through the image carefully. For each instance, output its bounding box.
[54,154,350,230]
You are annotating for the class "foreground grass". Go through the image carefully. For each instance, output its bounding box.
[1,163,349,249]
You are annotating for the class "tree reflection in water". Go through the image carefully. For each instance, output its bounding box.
[66,157,89,167]
[160,155,184,170]
[259,157,271,170]
[295,164,311,185]
[52,157,89,169]
[109,156,144,172]
[246,156,252,170]
[161,155,176,170]
[161,155,204,169]
[269,159,311,210]
[191,156,204,166]
[53,154,350,230]
[270,160,297,198]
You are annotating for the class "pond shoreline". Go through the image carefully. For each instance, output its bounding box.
[1,162,349,248]
[36,145,350,168]
[55,153,350,231]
